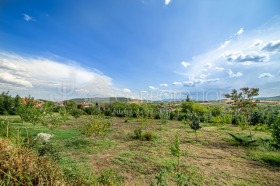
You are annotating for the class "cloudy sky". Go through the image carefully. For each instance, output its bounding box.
[0,0,280,101]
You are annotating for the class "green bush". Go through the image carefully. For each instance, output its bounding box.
[37,143,61,161]
[134,128,142,140]
[143,131,154,141]
[271,116,280,149]
[81,115,112,137]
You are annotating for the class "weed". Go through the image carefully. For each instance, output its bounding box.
[97,168,123,185]
[134,127,143,140]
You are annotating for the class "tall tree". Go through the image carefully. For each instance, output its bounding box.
[224,87,259,139]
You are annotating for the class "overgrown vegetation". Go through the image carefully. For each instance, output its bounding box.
[0,88,279,185]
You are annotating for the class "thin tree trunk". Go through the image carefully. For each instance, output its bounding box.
[195,130,198,143]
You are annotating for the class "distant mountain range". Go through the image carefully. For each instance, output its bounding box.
[69,97,140,103]
[67,95,280,104]
[255,96,280,101]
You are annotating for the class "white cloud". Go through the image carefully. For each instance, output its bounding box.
[258,73,274,78]
[254,40,263,47]
[204,78,220,83]
[183,81,193,87]
[0,52,116,99]
[181,61,190,68]
[204,63,212,68]
[165,0,171,5]
[214,67,224,71]
[0,72,32,87]
[123,88,131,93]
[173,19,280,97]
[228,69,243,78]
[23,14,35,22]
[224,51,267,63]
[149,86,156,90]
[220,40,231,48]
[199,74,207,79]
[261,40,280,52]
[236,28,244,36]
[160,83,168,87]
[172,82,182,85]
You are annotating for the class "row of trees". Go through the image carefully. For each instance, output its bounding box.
[1,90,279,127]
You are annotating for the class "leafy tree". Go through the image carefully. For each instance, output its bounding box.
[271,116,280,149]
[181,101,209,120]
[189,113,201,143]
[224,87,259,139]
[0,91,17,115]
[17,96,42,125]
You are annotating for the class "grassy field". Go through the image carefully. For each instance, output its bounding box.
[1,115,280,185]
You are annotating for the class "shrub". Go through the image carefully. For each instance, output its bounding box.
[134,128,142,140]
[143,131,154,141]
[0,138,65,185]
[271,116,280,149]
[81,115,112,137]
[36,143,61,161]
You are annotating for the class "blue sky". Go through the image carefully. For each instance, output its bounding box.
[0,0,280,101]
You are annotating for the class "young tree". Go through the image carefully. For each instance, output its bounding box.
[170,132,181,172]
[189,113,202,143]
[224,87,259,139]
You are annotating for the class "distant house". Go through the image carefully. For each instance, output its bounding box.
[21,98,44,108]
[77,102,91,108]
[55,102,65,107]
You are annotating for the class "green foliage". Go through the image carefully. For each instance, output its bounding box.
[248,151,280,166]
[271,116,280,149]
[134,127,143,140]
[150,168,168,186]
[181,101,209,118]
[69,108,84,119]
[253,124,269,132]
[97,169,123,186]
[143,131,154,141]
[17,97,43,125]
[63,100,78,111]
[36,143,61,161]
[0,92,21,115]
[228,133,256,146]
[189,113,202,143]
[160,109,170,125]
[251,109,265,125]
[170,132,181,159]
[210,105,223,117]
[232,114,247,126]
[210,114,232,125]
[0,119,15,139]
[81,115,112,137]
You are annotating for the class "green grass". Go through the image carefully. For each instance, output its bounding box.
[1,115,280,185]
[248,150,280,166]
